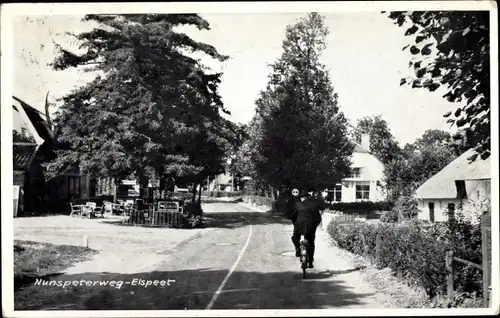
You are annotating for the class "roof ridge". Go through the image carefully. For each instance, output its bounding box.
[13,96,47,118]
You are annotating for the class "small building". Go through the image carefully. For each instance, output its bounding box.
[13,96,55,215]
[13,96,92,215]
[415,148,491,222]
[208,172,236,192]
[327,134,385,203]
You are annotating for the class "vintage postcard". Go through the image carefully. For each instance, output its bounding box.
[1,1,498,317]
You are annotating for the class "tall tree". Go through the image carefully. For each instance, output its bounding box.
[385,11,490,161]
[353,115,402,165]
[255,13,354,193]
[231,116,270,194]
[48,14,232,190]
[383,129,458,201]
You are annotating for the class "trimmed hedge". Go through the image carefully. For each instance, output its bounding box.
[327,201,393,213]
[206,191,242,198]
[327,215,483,300]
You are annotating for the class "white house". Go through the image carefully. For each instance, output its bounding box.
[415,148,491,223]
[208,172,236,192]
[327,134,386,203]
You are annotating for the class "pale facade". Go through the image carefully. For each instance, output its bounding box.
[327,135,386,203]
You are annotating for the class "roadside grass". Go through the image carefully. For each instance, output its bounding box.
[14,240,98,289]
[328,241,432,308]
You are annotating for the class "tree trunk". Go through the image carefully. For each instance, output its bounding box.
[112,179,117,203]
[191,183,197,202]
[197,181,202,203]
[159,176,165,192]
[138,175,149,201]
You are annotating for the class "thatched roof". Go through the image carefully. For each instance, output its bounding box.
[415,149,491,199]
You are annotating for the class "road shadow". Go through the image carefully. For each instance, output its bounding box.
[203,211,289,229]
[14,267,379,310]
[308,267,366,277]
[98,219,187,229]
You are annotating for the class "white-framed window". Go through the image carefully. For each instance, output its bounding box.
[355,184,370,200]
[349,168,361,178]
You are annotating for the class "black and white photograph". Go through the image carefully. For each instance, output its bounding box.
[1,1,498,316]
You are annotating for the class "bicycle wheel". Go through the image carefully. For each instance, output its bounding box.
[300,240,307,278]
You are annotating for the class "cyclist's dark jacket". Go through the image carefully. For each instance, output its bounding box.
[293,197,328,235]
[286,196,299,222]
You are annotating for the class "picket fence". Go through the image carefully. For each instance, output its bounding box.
[123,208,184,227]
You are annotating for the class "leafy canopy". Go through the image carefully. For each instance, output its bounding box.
[383,129,459,201]
[49,14,234,184]
[353,115,402,165]
[252,13,354,192]
[385,11,490,161]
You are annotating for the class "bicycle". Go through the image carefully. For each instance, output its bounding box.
[299,235,309,279]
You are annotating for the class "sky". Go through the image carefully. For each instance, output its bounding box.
[12,12,459,146]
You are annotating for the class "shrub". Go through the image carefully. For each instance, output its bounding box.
[182,215,203,228]
[428,291,483,308]
[327,201,394,216]
[380,209,398,223]
[327,213,484,300]
[182,201,203,228]
[391,195,420,221]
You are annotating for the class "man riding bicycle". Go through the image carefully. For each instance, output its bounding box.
[286,189,329,269]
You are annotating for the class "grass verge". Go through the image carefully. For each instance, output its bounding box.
[14,240,99,289]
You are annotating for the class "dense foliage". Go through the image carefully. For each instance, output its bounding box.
[49,14,239,200]
[241,13,354,193]
[327,201,394,215]
[385,11,490,161]
[353,115,403,165]
[327,207,486,302]
[383,129,460,202]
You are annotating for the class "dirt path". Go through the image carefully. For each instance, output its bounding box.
[14,215,214,274]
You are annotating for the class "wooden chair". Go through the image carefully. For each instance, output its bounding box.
[80,205,93,218]
[103,201,114,217]
[69,203,83,217]
[89,202,104,218]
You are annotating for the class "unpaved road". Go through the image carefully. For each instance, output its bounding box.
[14,203,384,310]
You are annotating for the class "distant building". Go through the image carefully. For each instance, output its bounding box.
[415,148,491,222]
[327,134,385,203]
[208,172,236,192]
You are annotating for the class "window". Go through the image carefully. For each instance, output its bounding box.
[428,202,435,222]
[455,180,467,199]
[349,168,361,178]
[334,184,342,202]
[355,184,370,200]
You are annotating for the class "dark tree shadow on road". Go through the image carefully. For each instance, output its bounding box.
[203,211,290,229]
[14,267,380,310]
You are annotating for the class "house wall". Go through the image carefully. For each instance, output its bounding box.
[340,152,385,203]
[418,198,462,222]
[208,172,235,192]
[418,179,491,223]
[465,179,491,201]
